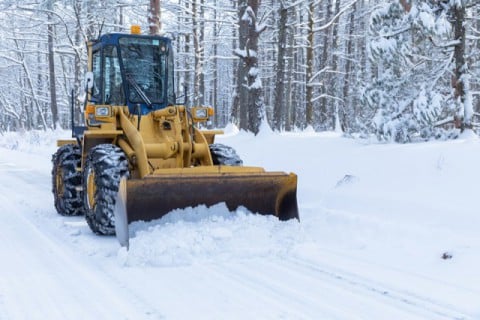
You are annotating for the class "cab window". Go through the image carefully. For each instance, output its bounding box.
[103,46,124,105]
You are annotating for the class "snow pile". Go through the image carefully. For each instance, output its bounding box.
[221,122,240,136]
[121,203,303,267]
[0,129,68,155]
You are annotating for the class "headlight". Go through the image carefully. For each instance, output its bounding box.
[194,108,208,119]
[95,106,110,117]
[191,107,214,123]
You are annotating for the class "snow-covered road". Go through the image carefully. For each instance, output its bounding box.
[0,129,478,319]
[0,151,158,319]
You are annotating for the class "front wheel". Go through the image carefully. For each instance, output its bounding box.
[209,143,243,166]
[51,144,83,216]
[83,144,129,235]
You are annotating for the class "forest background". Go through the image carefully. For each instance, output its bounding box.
[0,0,479,142]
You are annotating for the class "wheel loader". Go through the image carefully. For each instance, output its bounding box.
[52,28,299,247]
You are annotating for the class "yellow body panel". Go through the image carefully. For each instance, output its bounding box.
[202,130,224,144]
[57,139,77,147]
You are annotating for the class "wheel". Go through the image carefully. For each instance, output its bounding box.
[83,144,129,235]
[209,143,243,166]
[51,144,83,216]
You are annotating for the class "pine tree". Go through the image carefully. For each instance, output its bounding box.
[365,0,456,142]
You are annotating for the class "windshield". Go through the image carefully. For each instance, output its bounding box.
[119,37,167,105]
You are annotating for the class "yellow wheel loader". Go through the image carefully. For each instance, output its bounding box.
[52,29,299,247]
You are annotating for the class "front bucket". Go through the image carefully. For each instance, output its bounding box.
[114,169,299,247]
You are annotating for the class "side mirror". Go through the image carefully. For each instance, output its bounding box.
[85,72,94,90]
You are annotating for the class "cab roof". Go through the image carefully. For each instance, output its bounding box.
[91,33,172,50]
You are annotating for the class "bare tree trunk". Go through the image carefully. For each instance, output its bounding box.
[284,7,295,131]
[192,0,200,105]
[305,0,315,127]
[246,0,265,134]
[230,1,240,125]
[273,4,288,131]
[452,5,470,129]
[184,0,192,106]
[116,4,124,32]
[47,1,59,129]
[192,0,205,106]
[236,0,250,130]
[235,0,265,134]
[149,0,161,35]
[475,6,480,114]
[358,0,370,129]
[342,1,356,133]
[292,4,303,129]
[319,0,332,129]
[331,0,341,131]
[73,0,84,126]
[213,0,219,126]
[199,0,205,105]
[176,0,182,95]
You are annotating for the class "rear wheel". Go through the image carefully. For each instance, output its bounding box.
[83,144,129,235]
[51,144,83,216]
[209,143,243,166]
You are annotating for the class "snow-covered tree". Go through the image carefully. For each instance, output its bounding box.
[0,0,479,139]
[365,0,476,142]
[234,0,266,134]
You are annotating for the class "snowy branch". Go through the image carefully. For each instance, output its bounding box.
[313,0,359,33]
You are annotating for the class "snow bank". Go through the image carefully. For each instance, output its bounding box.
[121,203,303,267]
[0,129,70,155]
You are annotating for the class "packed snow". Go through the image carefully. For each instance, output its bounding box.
[0,126,479,319]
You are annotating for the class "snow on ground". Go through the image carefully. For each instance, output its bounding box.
[0,127,479,319]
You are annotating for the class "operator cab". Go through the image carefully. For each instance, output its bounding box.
[88,33,175,115]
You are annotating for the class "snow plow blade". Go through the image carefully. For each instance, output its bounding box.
[114,168,298,248]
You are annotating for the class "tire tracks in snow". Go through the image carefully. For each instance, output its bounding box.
[202,256,471,320]
[285,255,473,319]
[200,261,362,320]
[24,209,168,320]
[0,206,158,319]
[278,256,471,319]
[0,164,165,320]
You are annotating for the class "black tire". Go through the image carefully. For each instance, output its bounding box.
[83,144,129,235]
[209,143,243,166]
[51,144,83,216]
